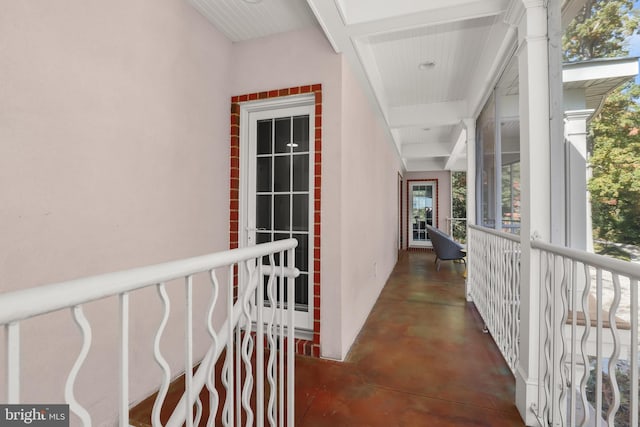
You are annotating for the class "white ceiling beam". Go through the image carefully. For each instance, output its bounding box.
[405,157,448,172]
[388,101,467,128]
[402,142,453,158]
[346,0,510,37]
[306,0,404,164]
[444,125,467,170]
[445,156,468,172]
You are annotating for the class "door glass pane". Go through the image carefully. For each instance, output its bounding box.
[293,233,308,271]
[256,157,272,192]
[250,106,313,324]
[274,156,290,192]
[295,274,308,307]
[275,117,291,154]
[257,120,272,155]
[274,195,290,231]
[293,154,309,191]
[292,115,309,152]
[412,186,427,241]
[292,194,308,231]
[256,232,271,244]
[256,195,271,230]
[410,183,435,245]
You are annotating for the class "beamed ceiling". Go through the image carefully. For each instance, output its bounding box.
[189,0,590,172]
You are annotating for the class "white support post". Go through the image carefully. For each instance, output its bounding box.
[506,0,552,425]
[564,109,595,252]
[465,118,476,302]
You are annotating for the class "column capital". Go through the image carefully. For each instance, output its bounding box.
[505,0,546,27]
[564,109,595,121]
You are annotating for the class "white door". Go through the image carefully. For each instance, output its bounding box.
[242,100,314,331]
[409,181,436,247]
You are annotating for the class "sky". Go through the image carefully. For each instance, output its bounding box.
[628,1,640,82]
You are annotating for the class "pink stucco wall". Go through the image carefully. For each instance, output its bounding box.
[0,1,232,424]
[1,8,404,423]
[339,60,402,357]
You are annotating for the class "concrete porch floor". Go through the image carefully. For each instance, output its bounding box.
[294,250,524,426]
[129,250,524,426]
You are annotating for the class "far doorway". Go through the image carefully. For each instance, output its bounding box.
[408,180,437,247]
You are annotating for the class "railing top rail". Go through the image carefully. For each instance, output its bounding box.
[468,224,521,243]
[0,239,298,325]
[531,238,640,279]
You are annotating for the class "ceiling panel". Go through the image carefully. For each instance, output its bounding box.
[397,126,456,146]
[189,0,317,42]
[367,16,496,107]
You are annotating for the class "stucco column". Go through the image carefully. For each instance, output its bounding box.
[565,109,595,252]
[507,0,552,424]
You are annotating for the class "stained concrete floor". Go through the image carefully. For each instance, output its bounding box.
[293,251,524,426]
[130,250,524,426]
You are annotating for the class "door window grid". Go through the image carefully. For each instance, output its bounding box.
[256,115,311,310]
[408,181,437,247]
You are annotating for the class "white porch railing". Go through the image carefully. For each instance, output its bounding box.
[1,239,299,427]
[467,225,521,374]
[532,239,640,427]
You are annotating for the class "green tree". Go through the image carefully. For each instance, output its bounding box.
[589,85,640,243]
[563,0,640,244]
[563,0,637,62]
[451,171,467,242]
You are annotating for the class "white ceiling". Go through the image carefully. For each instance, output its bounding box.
[188,0,317,42]
[188,0,591,172]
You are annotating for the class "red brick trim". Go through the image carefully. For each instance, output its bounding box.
[406,179,439,249]
[229,85,322,357]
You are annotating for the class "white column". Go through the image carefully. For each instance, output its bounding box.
[507,1,552,424]
[465,118,476,302]
[564,109,595,252]
[465,118,477,228]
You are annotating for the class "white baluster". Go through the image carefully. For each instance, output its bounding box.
[579,264,591,427]
[65,306,92,427]
[558,256,570,427]
[595,268,603,427]
[223,264,234,427]
[206,270,220,427]
[266,254,278,427]
[119,292,129,427]
[630,278,638,427]
[287,246,295,426]
[256,262,265,427]
[185,275,194,427]
[605,274,621,425]
[278,253,285,427]
[152,283,172,427]
[241,259,256,427]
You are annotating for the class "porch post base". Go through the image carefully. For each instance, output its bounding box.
[515,366,540,427]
